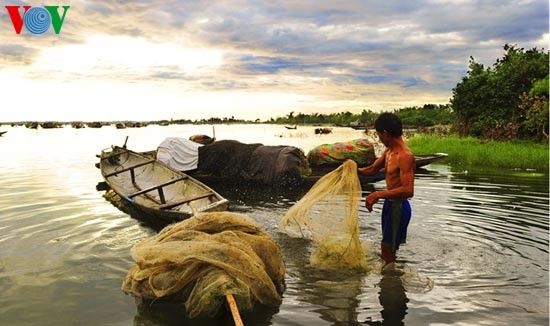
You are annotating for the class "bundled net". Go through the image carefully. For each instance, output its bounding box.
[279,160,369,272]
[122,212,285,318]
[306,139,376,167]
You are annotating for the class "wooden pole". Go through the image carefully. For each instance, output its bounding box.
[225,293,243,326]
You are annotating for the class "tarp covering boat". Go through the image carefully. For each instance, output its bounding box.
[156,137,202,172]
[197,140,310,187]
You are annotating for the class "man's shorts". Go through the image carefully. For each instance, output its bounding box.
[381,199,411,251]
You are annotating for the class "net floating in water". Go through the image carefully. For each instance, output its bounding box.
[122,211,285,318]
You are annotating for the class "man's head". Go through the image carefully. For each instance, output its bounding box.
[374,112,403,137]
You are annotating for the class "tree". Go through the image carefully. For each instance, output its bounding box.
[451,45,549,140]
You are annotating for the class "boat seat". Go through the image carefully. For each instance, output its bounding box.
[127,176,189,199]
[158,193,214,210]
[103,159,156,178]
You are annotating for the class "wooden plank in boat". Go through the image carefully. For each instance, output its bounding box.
[103,159,156,178]
[158,193,214,210]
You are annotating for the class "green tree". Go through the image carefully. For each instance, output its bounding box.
[451,45,549,140]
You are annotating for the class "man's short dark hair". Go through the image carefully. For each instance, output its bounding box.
[374,112,403,137]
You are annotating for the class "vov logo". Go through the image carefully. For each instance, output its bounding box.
[5,5,70,34]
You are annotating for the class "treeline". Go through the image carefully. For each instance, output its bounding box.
[269,104,453,129]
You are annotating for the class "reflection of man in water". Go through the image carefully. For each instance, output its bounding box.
[358,113,414,267]
[364,274,409,326]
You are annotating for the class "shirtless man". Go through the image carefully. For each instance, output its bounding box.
[358,113,415,265]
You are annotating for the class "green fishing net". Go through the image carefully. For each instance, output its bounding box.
[122,212,285,318]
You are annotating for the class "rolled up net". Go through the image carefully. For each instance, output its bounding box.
[278,160,369,272]
[122,212,285,318]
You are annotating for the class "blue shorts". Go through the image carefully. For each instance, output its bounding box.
[381,199,411,251]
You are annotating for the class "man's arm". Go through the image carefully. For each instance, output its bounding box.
[358,150,386,176]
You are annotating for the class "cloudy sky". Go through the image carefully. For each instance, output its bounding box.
[0,0,547,122]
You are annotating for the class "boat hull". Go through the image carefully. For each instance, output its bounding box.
[99,146,229,221]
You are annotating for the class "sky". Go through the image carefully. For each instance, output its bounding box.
[0,0,548,122]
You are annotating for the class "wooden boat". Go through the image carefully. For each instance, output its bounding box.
[99,146,229,221]
[302,153,448,185]
[285,125,297,130]
[314,127,332,134]
[0,131,7,136]
[184,152,448,188]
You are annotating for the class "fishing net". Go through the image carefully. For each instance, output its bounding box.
[278,160,370,272]
[122,211,285,318]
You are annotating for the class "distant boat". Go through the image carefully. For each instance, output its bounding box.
[25,122,39,129]
[98,146,229,221]
[0,131,7,136]
[71,122,85,129]
[40,122,63,129]
[87,122,103,128]
[314,127,332,134]
[285,125,297,130]
[349,121,366,130]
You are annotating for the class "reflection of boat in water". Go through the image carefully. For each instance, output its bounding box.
[98,146,229,221]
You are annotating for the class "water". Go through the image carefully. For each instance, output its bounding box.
[0,124,547,325]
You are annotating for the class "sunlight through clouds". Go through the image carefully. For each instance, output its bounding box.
[33,34,225,75]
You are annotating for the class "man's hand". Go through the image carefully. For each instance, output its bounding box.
[365,192,379,212]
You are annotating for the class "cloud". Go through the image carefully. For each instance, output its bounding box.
[0,0,547,120]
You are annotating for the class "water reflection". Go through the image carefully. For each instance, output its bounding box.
[277,234,363,324]
[99,187,172,232]
[132,297,280,326]
[364,273,409,326]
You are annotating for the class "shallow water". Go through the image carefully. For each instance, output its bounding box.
[0,124,547,325]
